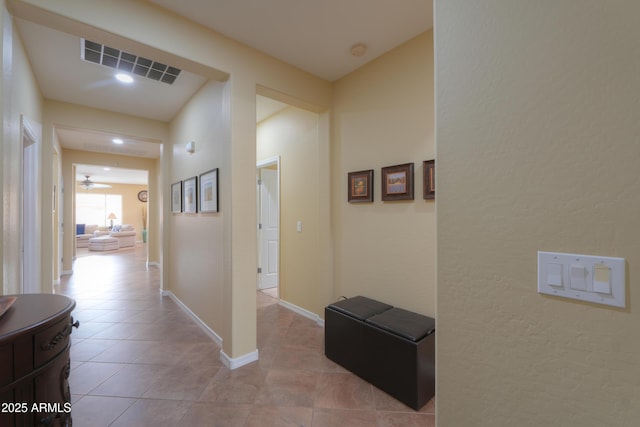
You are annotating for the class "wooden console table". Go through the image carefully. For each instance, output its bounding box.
[0,294,78,426]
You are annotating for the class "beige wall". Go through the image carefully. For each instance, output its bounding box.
[168,80,227,337]
[1,2,43,294]
[76,182,148,240]
[436,1,640,425]
[257,106,333,316]
[331,31,435,317]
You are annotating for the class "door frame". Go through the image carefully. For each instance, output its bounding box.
[21,115,41,294]
[256,156,280,293]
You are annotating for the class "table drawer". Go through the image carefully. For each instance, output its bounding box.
[34,316,71,368]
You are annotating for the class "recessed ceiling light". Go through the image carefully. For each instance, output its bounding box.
[115,73,134,83]
[112,138,124,144]
[103,167,111,171]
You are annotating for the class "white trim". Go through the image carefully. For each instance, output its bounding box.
[147,261,160,268]
[61,270,73,276]
[162,291,223,346]
[278,299,324,327]
[220,349,259,370]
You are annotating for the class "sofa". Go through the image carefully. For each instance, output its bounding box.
[76,224,101,248]
[77,223,136,249]
[109,224,136,248]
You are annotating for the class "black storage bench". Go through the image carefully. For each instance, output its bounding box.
[324,296,393,377]
[325,296,435,410]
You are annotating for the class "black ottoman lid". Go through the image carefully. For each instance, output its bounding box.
[366,307,435,342]
[327,296,393,321]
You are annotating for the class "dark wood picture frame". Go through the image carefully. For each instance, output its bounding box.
[348,169,374,203]
[381,163,414,201]
[183,176,198,213]
[171,181,182,213]
[199,168,219,213]
[423,160,435,200]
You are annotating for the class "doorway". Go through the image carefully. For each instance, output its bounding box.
[257,157,280,296]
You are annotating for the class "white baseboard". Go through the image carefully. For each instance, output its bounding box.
[162,290,223,346]
[278,299,325,327]
[61,270,72,276]
[220,349,259,370]
[147,261,160,268]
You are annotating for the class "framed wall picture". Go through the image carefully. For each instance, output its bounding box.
[381,163,414,201]
[183,176,198,213]
[348,169,374,203]
[171,181,182,213]
[199,168,219,213]
[423,160,435,200]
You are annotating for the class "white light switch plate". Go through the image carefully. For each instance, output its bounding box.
[538,251,625,308]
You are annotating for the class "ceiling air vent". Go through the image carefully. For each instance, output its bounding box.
[81,39,181,84]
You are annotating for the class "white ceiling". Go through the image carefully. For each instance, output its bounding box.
[148,0,433,82]
[13,0,432,184]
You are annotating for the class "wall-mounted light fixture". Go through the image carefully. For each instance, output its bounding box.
[186,141,196,154]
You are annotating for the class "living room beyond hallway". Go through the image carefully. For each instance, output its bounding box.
[56,245,434,426]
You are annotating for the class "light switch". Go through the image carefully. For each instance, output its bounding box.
[570,264,587,291]
[547,263,563,287]
[593,264,611,294]
[538,251,626,308]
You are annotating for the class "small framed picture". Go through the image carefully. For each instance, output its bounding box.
[423,160,435,200]
[171,181,182,213]
[381,163,414,201]
[199,168,219,213]
[348,169,374,203]
[183,176,198,213]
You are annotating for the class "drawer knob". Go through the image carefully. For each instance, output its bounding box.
[71,318,80,330]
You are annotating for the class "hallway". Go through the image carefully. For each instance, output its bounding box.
[56,246,434,426]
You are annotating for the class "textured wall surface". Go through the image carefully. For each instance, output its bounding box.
[436,1,640,425]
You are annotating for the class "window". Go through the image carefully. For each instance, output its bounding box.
[76,194,122,227]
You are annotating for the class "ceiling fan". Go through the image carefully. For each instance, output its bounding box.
[80,175,112,190]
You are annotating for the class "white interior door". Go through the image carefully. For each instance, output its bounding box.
[258,166,279,289]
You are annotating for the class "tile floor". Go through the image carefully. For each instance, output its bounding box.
[56,245,435,426]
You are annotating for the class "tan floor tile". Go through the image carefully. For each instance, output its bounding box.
[245,405,313,427]
[199,364,268,404]
[69,361,125,394]
[178,402,251,427]
[377,411,436,427]
[142,365,218,401]
[71,338,116,361]
[90,364,170,398]
[254,369,318,407]
[110,399,192,426]
[71,395,136,427]
[311,408,378,427]
[314,372,375,410]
